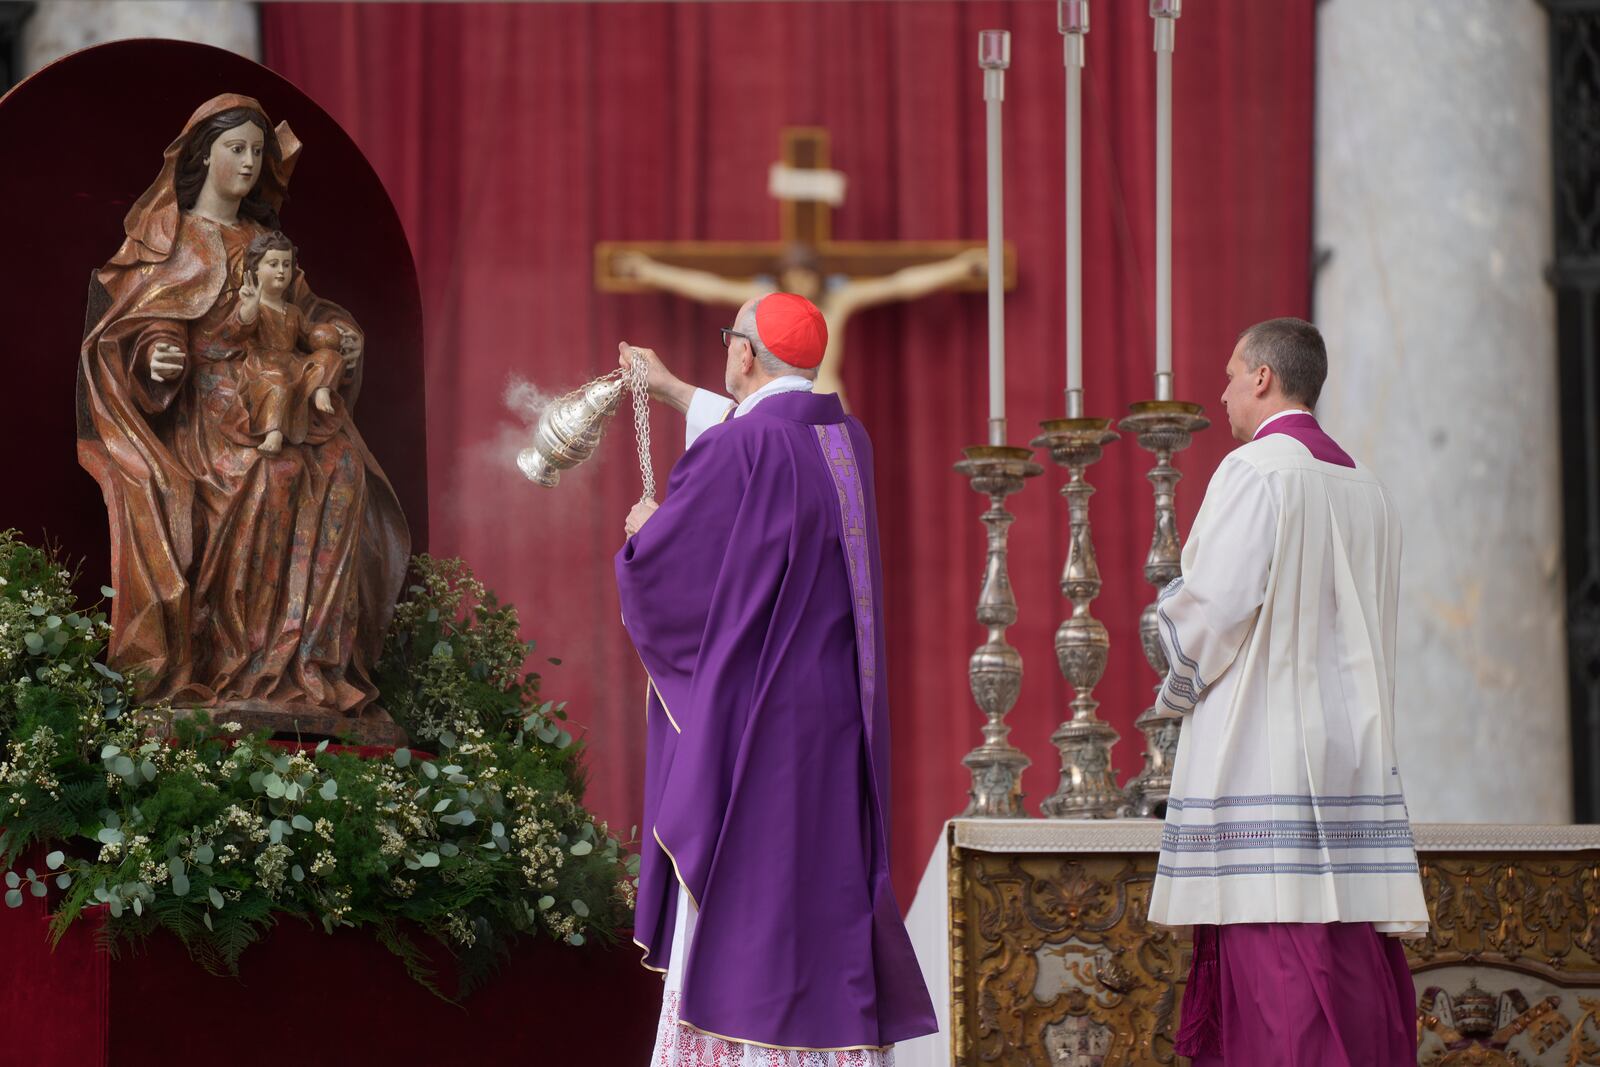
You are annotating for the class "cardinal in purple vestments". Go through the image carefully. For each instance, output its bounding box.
[614,294,937,1059]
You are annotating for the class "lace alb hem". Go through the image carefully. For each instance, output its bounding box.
[650,990,894,1067]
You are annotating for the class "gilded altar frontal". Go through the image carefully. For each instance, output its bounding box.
[946,823,1600,1066]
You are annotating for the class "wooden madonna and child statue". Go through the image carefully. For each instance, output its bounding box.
[76,93,411,744]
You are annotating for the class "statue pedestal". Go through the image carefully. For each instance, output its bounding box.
[901,820,1600,1067]
[0,840,659,1065]
[174,700,409,747]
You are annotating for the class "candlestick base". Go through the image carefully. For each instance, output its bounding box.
[1031,418,1126,818]
[1117,400,1207,817]
[954,444,1043,818]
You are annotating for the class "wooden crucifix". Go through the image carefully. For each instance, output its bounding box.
[594,127,1017,407]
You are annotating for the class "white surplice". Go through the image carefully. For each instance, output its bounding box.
[1146,430,1430,936]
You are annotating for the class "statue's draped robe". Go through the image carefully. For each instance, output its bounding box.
[615,390,935,1052]
[1149,411,1424,1064]
[78,211,408,714]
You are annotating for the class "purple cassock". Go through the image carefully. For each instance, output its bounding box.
[614,390,937,1052]
[1175,410,1418,1067]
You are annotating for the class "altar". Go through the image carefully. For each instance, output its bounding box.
[900,820,1600,1067]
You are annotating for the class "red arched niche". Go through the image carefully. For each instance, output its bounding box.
[0,39,429,596]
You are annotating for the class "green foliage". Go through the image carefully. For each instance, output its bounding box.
[377,554,568,749]
[0,536,636,1000]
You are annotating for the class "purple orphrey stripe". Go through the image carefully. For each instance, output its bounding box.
[815,425,876,738]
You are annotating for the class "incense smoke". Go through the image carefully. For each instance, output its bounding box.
[437,373,598,534]
[504,374,557,432]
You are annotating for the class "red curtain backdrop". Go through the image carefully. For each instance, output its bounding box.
[262,2,1314,902]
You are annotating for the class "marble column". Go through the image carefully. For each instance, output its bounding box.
[22,0,259,76]
[1315,0,1570,822]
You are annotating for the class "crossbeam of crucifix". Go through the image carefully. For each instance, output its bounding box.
[594,128,1016,407]
[596,127,1015,291]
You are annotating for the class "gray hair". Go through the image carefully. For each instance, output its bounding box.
[738,297,818,381]
[1237,317,1328,409]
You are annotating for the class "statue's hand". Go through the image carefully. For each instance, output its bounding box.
[334,324,363,372]
[961,247,989,277]
[624,498,659,539]
[238,270,262,319]
[149,342,187,383]
[613,250,649,279]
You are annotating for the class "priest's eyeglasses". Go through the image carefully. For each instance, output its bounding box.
[720,328,753,349]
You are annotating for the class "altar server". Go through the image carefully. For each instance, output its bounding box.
[1148,318,1430,1066]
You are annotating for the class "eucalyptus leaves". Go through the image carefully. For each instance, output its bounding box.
[0,534,636,997]
[2,848,68,909]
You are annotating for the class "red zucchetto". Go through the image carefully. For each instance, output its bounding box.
[754,292,828,369]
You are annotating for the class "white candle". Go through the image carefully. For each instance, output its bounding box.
[980,29,1010,445]
[1152,0,1180,402]
[1061,2,1088,419]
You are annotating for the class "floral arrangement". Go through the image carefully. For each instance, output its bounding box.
[0,534,635,997]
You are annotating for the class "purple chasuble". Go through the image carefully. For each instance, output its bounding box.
[615,391,936,1051]
[1253,411,1356,468]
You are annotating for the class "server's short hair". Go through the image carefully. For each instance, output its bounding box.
[1238,317,1327,409]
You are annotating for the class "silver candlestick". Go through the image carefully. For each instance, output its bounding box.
[954,444,1043,818]
[1032,418,1125,818]
[1118,399,1208,817]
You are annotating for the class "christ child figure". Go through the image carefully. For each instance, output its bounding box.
[226,231,347,454]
